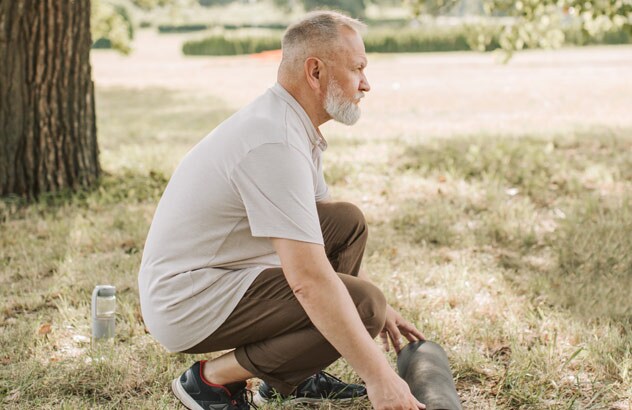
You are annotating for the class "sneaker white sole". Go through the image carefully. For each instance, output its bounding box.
[172,377,205,410]
[252,391,361,406]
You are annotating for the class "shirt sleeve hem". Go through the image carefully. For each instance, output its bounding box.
[250,230,324,246]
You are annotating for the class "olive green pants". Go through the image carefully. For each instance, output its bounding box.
[184,202,387,395]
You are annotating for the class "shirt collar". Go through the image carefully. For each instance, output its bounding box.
[271,82,328,152]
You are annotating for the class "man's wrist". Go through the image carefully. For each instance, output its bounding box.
[355,345,398,385]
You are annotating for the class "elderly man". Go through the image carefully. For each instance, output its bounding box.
[138,11,425,410]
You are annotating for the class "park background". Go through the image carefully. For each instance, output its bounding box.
[1,0,631,408]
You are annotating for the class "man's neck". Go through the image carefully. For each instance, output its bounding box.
[277,79,329,130]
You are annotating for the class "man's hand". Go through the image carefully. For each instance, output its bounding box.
[366,368,426,410]
[380,304,425,353]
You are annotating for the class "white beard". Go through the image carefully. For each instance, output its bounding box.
[324,79,362,125]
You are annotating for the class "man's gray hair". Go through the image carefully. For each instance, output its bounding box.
[280,11,366,72]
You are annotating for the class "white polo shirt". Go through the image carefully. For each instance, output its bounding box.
[138,83,330,352]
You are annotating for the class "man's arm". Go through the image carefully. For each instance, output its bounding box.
[316,192,424,352]
[271,238,424,410]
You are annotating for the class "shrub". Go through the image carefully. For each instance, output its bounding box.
[222,23,287,30]
[303,0,367,18]
[563,26,631,46]
[91,3,134,51]
[157,24,208,33]
[364,27,474,53]
[180,24,630,56]
[182,35,281,56]
[92,37,113,49]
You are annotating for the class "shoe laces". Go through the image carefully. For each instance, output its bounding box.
[314,371,346,391]
[230,387,259,409]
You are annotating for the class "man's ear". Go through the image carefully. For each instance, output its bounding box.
[304,57,325,91]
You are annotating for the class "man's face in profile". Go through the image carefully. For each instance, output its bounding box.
[323,28,370,126]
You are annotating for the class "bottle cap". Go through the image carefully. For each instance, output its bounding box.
[96,285,115,297]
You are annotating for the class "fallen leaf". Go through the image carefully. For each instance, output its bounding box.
[38,323,52,335]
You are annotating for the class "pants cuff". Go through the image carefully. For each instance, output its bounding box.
[234,346,297,396]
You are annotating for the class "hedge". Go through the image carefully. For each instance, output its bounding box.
[182,35,281,55]
[364,27,488,53]
[176,25,630,56]
[158,24,209,33]
[223,22,287,30]
[92,37,113,49]
[181,26,496,56]
[564,27,631,46]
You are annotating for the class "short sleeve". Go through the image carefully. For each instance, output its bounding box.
[231,143,324,245]
[314,151,331,202]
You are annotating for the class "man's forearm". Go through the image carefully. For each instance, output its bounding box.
[272,238,395,385]
[293,267,393,384]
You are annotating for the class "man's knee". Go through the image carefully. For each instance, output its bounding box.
[354,280,387,338]
[319,201,368,242]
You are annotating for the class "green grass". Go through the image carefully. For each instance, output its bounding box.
[1,88,631,409]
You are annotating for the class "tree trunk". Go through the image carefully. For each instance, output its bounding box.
[0,0,99,199]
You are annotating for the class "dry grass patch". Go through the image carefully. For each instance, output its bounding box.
[1,88,631,409]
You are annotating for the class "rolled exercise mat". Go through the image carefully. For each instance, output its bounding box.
[397,340,462,410]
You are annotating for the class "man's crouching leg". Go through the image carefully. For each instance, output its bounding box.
[318,201,368,276]
[176,267,386,406]
[236,271,387,397]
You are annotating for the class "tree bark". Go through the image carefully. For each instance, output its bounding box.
[0,0,99,199]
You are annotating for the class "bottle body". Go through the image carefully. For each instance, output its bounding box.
[92,285,116,343]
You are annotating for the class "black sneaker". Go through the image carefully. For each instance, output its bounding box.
[254,371,367,405]
[172,361,254,409]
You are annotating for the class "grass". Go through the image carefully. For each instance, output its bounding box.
[1,87,631,409]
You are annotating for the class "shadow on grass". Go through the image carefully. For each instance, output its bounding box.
[0,170,168,221]
[0,168,177,406]
[391,128,632,323]
[546,195,632,322]
[396,128,632,206]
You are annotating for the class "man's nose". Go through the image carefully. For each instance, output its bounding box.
[360,73,370,92]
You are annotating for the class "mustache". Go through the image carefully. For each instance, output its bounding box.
[355,92,365,100]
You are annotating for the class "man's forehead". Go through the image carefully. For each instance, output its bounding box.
[337,29,367,64]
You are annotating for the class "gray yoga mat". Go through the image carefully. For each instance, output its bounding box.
[397,340,462,410]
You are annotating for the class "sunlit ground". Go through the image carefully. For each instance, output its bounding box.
[1,29,631,409]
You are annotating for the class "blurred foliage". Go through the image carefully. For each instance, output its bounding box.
[273,0,368,18]
[478,0,631,60]
[91,0,194,53]
[180,23,628,55]
[404,1,631,60]
[198,0,234,5]
[129,0,173,9]
[91,0,136,54]
[408,0,461,16]
[303,0,368,18]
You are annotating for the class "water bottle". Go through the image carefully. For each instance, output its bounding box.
[92,285,116,345]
